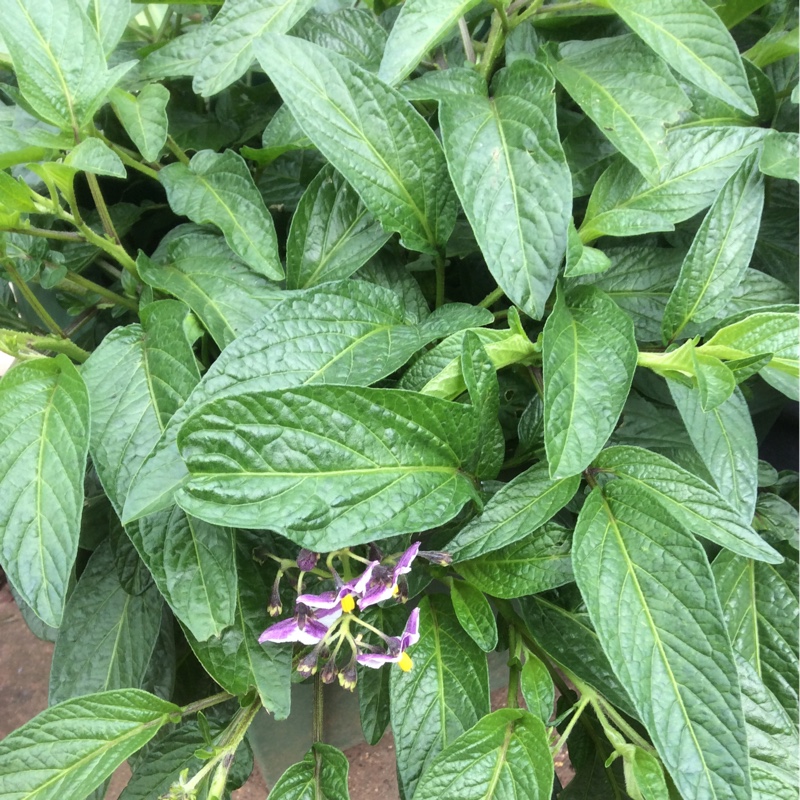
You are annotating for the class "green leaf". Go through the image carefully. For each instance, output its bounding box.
[390,595,490,798]
[572,481,751,800]
[65,138,126,178]
[662,151,764,341]
[448,463,580,562]
[176,385,482,549]
[736,654,800,799]
[712,0,770,28]
[543,285,637,478]
[759,130,799,182]
[669,383,758,520]
[135,24,207,82]
[400,67,488,103]
[570,245,683,342]
[137,225,282,349]
[49,540,163,705]
[516,595,638,719]
[0,355,88,627]
[550,35,690,184]
[564,221,612,278]
[692,349,737,410]
[713,547,799,723]
[594,445,780,562]
[286,164,391,289]
[123,282,489,524]
[378,0,482,86]
[754,493,799,548]
[254,34,457,255]
[192,0,317,97]
[456,522,574,598]
[269,743,350,800]
[160,149,283,280]
[357,604,406,746]
[86,0,130,56]
[627,748,670,800]
[82,302,200,515]
[2,0,130,131]
[701,310,799,400]
[294,8,387,72]
[110,84,170,162]
[411,709,553,800]
[0,689,180,800]
[520,654,555,724]
[744,27,800,69]
[450,581,498,652]
[440,59,572,320]
[605,0,757,114]
[580,126,767,241]
[460,331,504,480]
[185,547,292,718]
[127,506,237,642]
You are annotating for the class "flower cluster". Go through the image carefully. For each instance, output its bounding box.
[258,542,450,690]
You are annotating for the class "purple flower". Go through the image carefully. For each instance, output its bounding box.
[358,543,420,610]
[356,607,420,672]
[297,563,376,615]
[258,601,341,646]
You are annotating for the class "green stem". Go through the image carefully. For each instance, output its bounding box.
[507,628,521,709]
[181,691,234,717]
[57,208,139,277]
[85,172,121,245]
[5,263,64,336]
[478,286,505,308]
[479,10,507,81]
[167,135,191,165]
[513,0,595,25]
[435,249,447,309]
[594,696,654,752]
[550,695,590,755]
[313,672,324,744]
[113,145,160,179]
[5,227,83,243]
[0,327,90,362]
[63,271,138,310]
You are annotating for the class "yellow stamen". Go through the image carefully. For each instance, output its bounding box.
[392,584,400,597]
[398,652,413,672]
[341,594,355,613]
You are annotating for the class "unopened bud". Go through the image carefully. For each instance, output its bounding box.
[267,571,283,617]
[296,548,319,572]
[297,650,319,678]
[338,662,358,692]
[368,543,384,562]
[321,656,338,684]
[396,575,409,603]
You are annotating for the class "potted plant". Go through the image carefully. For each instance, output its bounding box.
[0,1,797,798]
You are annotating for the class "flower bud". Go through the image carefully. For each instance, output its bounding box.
[297,649,319,678]
[267,571,283,617]
[296,548,319,572]
[320,656,339,684]
[419,550,452,566]
[338,662,358,692]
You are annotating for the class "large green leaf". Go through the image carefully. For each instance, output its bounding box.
[516,595,637,718]
[85,0,130,56]
[440,59,571,320]
[448,463,580,562]
[605,0,757,114]
[543,285,637,478]
[254,34,457,255]
[269,744,350,800]
[3,0,129,131]
[109,84,170,163]
[65,138,126,178]
[713,547,799,722]
[550,35,690,184]
[736,654,800,799]
[137,225,282,349]
[580,126,767,241]
[192,0,316,97]
[176,385,482,549]
[456,523,574,598]
[378,0,482,86]
[127,507,237,642]
[0,355,88,627]
[123,282,489,523]
[0,690,179,800]
[450,581,498,652]
[184,548,292,718]
[82,301,200,516]
[701,310,799,400]
[572,481,750,800]
[662,151,764,341]
[669,382,758,520]
[412,709,553,800]
[286,164,390,289]
[160,150,283,280]
[593,445,780,562]
[49,541,163,705]
[759,130,799,182]
[390,595,489,798]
